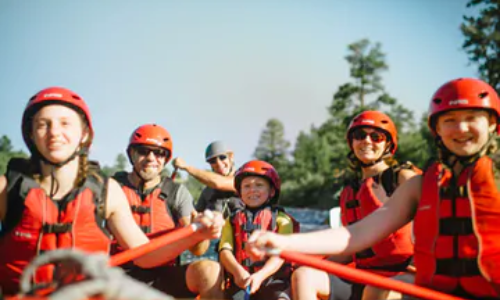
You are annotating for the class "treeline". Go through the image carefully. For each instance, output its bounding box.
[253,39,435,209]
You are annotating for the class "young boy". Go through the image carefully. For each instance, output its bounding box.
[219,160,297,300]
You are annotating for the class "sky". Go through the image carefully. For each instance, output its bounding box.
[0,0,479,173]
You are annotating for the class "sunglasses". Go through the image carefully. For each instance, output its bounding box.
[207,154,228,164]
[135,146,168,158]
[351,129,387,143]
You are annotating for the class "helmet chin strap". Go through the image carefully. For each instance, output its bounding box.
[132,167,147,193]
[35,144,87,199]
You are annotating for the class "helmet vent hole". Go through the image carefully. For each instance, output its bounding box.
[479,92,489,99]
[135,133,142,138]
[381,120,389,124]
[71,95,81,101]
[433,98,442,105]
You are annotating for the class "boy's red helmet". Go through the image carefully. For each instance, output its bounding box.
[428,78,500,135]
[127,124,173,162]
[346,110,398,154]
[22,87,93,154]
[234,160,281,204]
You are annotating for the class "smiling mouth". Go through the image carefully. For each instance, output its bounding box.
[47,145,64,151]
[143,165,159,170]
[453,137,473,144]
[358,147,375,153]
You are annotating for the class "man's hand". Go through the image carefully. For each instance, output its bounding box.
[172,157,188,170]
[193,210,224,239]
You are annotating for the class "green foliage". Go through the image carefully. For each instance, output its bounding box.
[0,135,28,175]
[345,39,388,108]
[101,153,128,177]
[461,0,500,93]
[253,118,291,179]
[184,175,205,204]
[267,39,429,208]
[395,115,434,169]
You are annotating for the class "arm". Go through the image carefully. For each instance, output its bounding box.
[185,166,235,191]
[174,185,210,256]
[253,213,292,279]
[219,219,251,288]
[0,175,7,222]
[173,157,235,192]
[106,178,221,268]
[246,212,292,293]
[248,176,422,258]
[398,168,419,186]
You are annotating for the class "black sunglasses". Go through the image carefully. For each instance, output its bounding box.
[351,129,387,143]
[135,146,168,158]
[207,154,228,164]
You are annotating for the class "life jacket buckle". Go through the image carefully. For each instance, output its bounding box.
[42,223,72,234]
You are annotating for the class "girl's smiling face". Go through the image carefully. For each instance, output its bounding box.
[32,104,88,163]
[436,109,496,157]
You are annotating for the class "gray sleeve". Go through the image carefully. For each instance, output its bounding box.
[195,188,210,212]
[173,184,195,218]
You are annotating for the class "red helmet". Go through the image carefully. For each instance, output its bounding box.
[128,124,173,162]
[346,110,398,154]
[234,160,281,203]
[428,78,500,135]
[22,87,93,154]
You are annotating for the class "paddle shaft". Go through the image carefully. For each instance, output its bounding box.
[279,250,469,300]
[109,224,199,267]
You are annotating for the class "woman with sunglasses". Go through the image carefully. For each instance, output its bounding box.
[248,78,500,300]
[0,87,224,296]
[289,111,420,300]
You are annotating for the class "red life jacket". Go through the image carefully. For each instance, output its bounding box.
[414,157,500,298]
[112,172,179,265]
[113,172,178,234]
[340,164,415,276]
[231,205,300,274]
[0,158,111,296]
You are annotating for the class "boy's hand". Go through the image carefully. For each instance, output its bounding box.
[248,272,266,294]
[233,269,251,289]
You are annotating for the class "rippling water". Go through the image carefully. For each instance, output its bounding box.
[182,207,330,263]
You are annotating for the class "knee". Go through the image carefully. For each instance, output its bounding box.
[291,266,316,287]
[186,260,223,290]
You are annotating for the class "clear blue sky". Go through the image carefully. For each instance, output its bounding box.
[0,0,478,172]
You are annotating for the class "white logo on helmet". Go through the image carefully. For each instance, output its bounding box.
[246,167,256,171]
[146,138,161,145]
[43,93,63,98]
[360,119,375,124]
[448,99,468,105]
